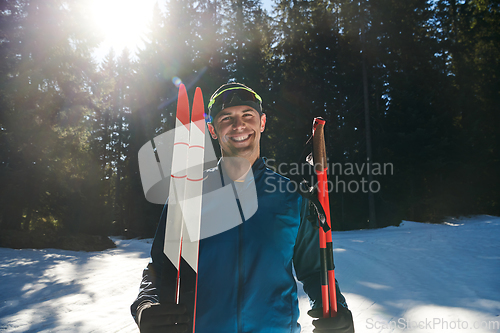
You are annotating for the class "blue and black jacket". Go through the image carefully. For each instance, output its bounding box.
[131,158,348,332]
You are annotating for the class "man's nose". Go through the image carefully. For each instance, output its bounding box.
[232,116,244,130]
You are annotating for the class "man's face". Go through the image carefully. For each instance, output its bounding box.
[208,105,266,162]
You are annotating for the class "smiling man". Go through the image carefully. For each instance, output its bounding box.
[209,104,265,162]
[206,84,267,180]
[131,83,354,333]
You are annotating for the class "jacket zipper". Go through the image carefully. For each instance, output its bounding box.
[232,181,245,333]
[221,164,259,333]
[237,213,244,333]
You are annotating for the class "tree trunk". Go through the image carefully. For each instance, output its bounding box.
[361,28,377,229]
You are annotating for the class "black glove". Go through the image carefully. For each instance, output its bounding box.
[308,305,355,333]
[138,302,191,333]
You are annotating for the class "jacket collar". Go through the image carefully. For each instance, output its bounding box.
[216,157,267,183]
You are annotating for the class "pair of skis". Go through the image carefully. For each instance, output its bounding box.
[312,117,338,318]
[164,84,205,332]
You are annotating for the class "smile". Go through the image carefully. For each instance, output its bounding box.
[230,134,251,142]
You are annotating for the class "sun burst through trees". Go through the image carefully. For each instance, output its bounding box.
[89,0,160,55]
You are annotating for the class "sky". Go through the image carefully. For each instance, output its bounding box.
[92,0,275,64]
[91,0,161,63]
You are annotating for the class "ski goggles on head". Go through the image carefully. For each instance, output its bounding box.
[207,86,263,122]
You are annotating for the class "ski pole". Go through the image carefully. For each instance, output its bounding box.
[312,117,337,318]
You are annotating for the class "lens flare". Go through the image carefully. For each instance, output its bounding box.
[172,77,182,87]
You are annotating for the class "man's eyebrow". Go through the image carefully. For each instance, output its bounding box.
[218,108,256,118]
[239,108,259,115]
[218,111,232,117]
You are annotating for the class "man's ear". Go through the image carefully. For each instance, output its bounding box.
[207,123,217,139]
[260,113,266,133]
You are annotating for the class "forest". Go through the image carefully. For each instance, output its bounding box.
[0,0,498,240]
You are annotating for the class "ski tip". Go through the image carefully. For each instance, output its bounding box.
[177,84,190,128]
[178,83,188,98]
[192,87,205,133]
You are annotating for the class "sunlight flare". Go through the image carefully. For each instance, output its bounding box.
[89,0,157,54]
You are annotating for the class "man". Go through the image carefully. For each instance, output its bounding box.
[131,83,354,333]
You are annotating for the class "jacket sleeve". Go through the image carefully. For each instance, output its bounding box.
[130,203,179,324]
[293,198,348,310]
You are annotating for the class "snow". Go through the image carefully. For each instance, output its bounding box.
[1,215,500,332]
[0,238,151,333]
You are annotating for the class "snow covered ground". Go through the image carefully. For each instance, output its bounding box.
[1,215,499,332]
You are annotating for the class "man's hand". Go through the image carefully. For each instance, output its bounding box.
[138,302,190,333]
[308,305,355,333]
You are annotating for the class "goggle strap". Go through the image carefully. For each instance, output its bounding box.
[208,87,262,109]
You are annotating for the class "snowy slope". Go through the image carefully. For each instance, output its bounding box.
[1,215,499,333]
[0,237,152,333]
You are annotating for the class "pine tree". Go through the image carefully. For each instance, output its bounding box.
[0,0,100,234]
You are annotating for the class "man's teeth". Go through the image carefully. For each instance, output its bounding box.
[232,135,250,142]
